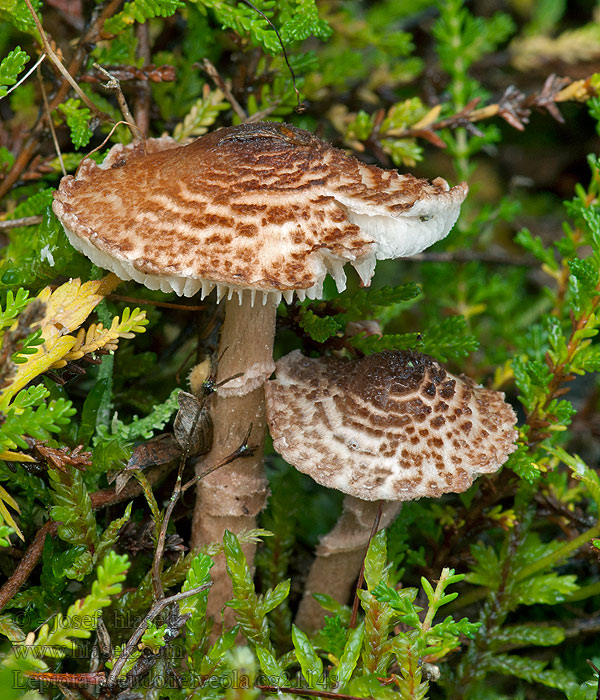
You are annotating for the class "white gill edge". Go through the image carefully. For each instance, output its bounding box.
[61,225,353,306]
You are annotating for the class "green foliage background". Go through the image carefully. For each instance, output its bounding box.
[0,0,600,698]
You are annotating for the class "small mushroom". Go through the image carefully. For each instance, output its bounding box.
[52,121,468,620]
[265,349,517,631]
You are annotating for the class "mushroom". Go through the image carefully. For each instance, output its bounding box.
[264,349,518,631]
[51,121,468,619]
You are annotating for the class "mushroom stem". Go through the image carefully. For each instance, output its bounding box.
[295,496,401,633]
[191,295,276,625]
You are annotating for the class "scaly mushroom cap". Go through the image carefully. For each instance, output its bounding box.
[52,122,467,304]
[265,350,517,501]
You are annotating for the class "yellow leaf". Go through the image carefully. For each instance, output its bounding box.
[0,274,121,409]
[0,484,20,512]
[38,274,121,342]
[0,484,22,540]
[0,450,37,462]
[412,104,442,129]
[0,336,77,409]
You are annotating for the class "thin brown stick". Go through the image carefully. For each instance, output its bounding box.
[105,582,212,685]
[0,216,43,230]
[244,100,282,123]
[202,58,247,121]
[148,417,251,600]
[134,23,152,138]
[0,0,124,199]
[238,0,304,112]
[151,458,187,600]
[349,502,383,628]
[38,68,66,176]
[409,250,537,266]
[23,0,111,121]
[585,660,600,700]
[93,63,143,141]
[184,430,254,492]
[0,520,58,612]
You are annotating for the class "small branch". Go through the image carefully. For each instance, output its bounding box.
[105,583,212,686]
[23,0,112,122]
[185,430,255,492]
[202,58,247,121]
[0,520,58,612]
[151,461,186,601]
[134,23,152,138]
[244,100,282,123]
[93,63,143,142]
[38,67,66,176]
[81,64,176,84]
[409,250,537,266]
[0,216,43,230]
[0,0,124,199]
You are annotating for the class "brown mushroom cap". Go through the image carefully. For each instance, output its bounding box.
[265,350,517,501]
[52,122,467,303]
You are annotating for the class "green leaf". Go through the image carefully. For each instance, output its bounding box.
[255,645,286,679]
[465,541,501,589]
[57,99,93,149]
[514,572,578,605]
[201,0,283,54]
[104,0,184,33]
[331,622,364,688]
[552,446,600,509]
[299,308,344,343]
[506,445,540,483]
[279,0,332,43]
[0,288,31,331]
[106,387,181,441]
[78,378,111,446]
[341,283,421,317]
[0,387,74,451]
[419,315,479,361]
[0,47,30,98]
[292,624,323,689]
[363,529,389,591]
[0,0,41,32]
[224,530,273,651]
[372,583,421,627]
[49,469,97,578]
[491,624,565,651]
[95,502,132,563]
[484,654,577,692]
[261,579,290,614]
[27,551,129,657]
[350,331,422,355]
[313,614,348,658]
[514,229,558,269]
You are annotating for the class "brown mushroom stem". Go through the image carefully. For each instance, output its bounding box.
[191,295,276,625]
[295,496,401,633]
